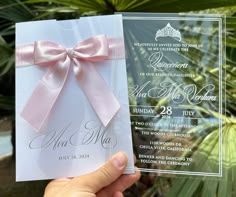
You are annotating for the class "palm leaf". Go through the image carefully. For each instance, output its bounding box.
[0,0,33,22]
[111,0,236,12]
[26,0,108,14]
[23,0,236,15]
[0,96,14,111]
[165,121,236,197]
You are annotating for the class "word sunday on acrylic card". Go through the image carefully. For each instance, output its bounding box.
[15,15,134,181]
[122,13,224,177]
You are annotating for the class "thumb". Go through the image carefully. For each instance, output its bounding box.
[72,152,128,193]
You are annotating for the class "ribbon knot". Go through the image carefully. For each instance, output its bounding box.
[16,35,121,131]
[66,48,75,58]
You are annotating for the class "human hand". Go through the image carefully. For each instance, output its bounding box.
[44,152,140,197]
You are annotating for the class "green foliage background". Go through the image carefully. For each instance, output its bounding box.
[0,0,235,196]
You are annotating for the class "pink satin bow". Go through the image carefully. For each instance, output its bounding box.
[16,35,123,131]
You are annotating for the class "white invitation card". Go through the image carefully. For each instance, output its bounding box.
[16,15,134,181]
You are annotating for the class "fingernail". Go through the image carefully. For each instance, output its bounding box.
[111,152,127,169]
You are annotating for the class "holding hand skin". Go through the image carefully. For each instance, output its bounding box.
[44,152,140,197]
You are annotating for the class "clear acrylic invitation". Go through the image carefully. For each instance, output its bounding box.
[122,13,225,177]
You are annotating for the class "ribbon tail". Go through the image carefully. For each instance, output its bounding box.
[21,82,61,131]
[21,58,70,131]
[75,62,120,127]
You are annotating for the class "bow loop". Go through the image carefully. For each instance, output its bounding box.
[34,41,67,66]
[73,35,109,61]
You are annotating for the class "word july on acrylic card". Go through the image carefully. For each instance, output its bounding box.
[15,15,134,181]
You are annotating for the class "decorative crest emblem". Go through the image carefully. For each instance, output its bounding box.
[155,23,181,41]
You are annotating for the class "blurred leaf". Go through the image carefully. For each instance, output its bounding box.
[165,121,236,197]
[201,179,218,197]
[0,95,14,118]
[226,36,236,48]
[26,0,109,14]
[111,0,236,12]
[0,54,14,76]
[0,39,14,76]
[0,0,33,22]
[25,0,236,14]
